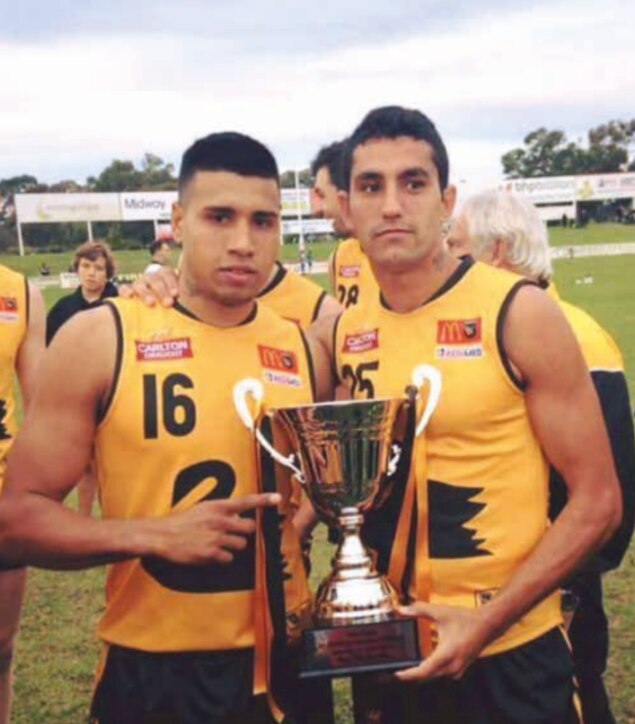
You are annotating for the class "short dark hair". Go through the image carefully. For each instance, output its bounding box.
[310,140,346,191]
[342,106,449,191]
[73,241,115,279]
[178,132,279,197]
[149,239,170,256]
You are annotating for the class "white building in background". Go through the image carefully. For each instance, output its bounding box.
[499,172,635,222]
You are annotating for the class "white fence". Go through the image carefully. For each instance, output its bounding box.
[550,242,635,259]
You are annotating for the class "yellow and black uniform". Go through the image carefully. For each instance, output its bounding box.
[258,262,327,329]
[548,285,634,724]
[337,258,580,723]
[0,265,28,491]
[331,237,378,309]
[548,284,634,571]
[91,298,314,723]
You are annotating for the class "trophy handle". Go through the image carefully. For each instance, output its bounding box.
[411,364,442,437]
[233,378,304,480]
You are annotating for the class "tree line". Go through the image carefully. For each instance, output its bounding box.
[0,155,313,253]
[501,119,635,178]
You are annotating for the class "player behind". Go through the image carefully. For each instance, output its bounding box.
[311,140,378,309]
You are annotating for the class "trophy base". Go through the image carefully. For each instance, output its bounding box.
[299,617,420,679]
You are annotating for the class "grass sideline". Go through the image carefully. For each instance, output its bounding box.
[8,253,635,723]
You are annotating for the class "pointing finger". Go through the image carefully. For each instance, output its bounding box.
[222,493,282,514]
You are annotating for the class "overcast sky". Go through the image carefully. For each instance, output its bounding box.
[0,0,632,193]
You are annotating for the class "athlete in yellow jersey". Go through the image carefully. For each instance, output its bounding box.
[311,140,379,308]
[330,236,378,309]
[448,189,635,724]
[0,133,331,724]
[301,107,621,723]
[258,261,333,328]
[0,264,44,724]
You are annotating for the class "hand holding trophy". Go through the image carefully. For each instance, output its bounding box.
[233,365,441,678]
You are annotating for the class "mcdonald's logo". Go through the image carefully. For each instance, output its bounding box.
[258,345,299,374]
[436,318,482,345]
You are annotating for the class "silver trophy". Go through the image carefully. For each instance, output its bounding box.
[234,365,441,677]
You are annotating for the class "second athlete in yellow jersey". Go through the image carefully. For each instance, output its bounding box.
[0,265,28,490]
[331,238,378,309]
[258,262,327,329]
[335,258,561,656]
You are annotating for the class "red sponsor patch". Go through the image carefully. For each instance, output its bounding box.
[340,265,360,279]
[135,337,193,361]
[258,345,299,374]
[342,329,379,354]
[0,296,19,321]
[0,297,18,312]
[436,319,482,345]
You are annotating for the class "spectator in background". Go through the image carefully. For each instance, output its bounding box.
[144,239,173,274]
[46,240,118,517]
[47,241,118,345]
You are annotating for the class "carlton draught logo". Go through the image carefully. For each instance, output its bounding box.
[339,265,361,279]
[135,337,193,361]
[342,329,379,354]
[435,318,483,359]
[258,345,301,387]
[0,296,18,323]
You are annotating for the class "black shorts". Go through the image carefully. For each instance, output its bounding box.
[352,627,582,724]
[91,645,276,724]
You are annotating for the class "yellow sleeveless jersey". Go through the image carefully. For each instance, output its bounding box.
[548,284,623,371]
[335,258,561,656]
[332,237,378,309]
[94,298,314,659]
[0,265,28,490]
[258,262,327,329]
[547,283,634,572]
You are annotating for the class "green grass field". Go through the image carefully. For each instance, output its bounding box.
[0,241,334,279]
[5,232,635,723]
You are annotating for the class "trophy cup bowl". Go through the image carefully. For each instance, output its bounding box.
[272,397,408,628]
[233,365,441,677]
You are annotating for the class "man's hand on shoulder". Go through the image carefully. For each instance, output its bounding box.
[119,267,180,308]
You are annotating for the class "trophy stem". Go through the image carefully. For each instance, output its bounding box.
[315,506,399,626]
[332,507,374,579]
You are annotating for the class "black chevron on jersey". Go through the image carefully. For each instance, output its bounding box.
[0,400,10,441]
[428,479,491,559]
